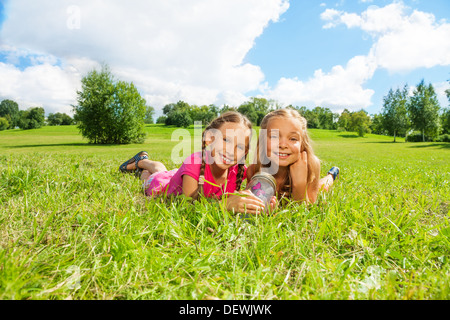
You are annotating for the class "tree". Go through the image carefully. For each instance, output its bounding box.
[315,107,335,130]
[337,109,352,131]
[443,79,450,134]
[0,117,9,131]
[156,116,167,124]
[144,106,155,124]
[166,109,192,127]
[237,103,258,125]
[296,106,319,128]
[0,99,20,129]
[47,112,74,126]
[408,80,441,142]
[220,105,237,114]
[382,86,409,142]
[18,107,45,130]
[441,108,450,135]
[238,97,273,125]
[349,109,371,137]
[189,105,216,125]
[370,113,385,135]
[73,65,147,144]
[164,101,193,127]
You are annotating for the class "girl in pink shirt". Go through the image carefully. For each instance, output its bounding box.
[120,111,275,214]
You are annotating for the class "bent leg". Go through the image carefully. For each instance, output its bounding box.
[127,159,167,176]
[319,167,340,192]
[319,174,334,192]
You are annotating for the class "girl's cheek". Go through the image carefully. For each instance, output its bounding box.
[291,141,301,152]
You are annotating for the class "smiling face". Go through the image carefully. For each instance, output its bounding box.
[266,117,303,167]
[206,122,251,170]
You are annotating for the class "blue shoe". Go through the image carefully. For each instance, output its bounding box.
[327,167,340,181]
[119,151,149,177]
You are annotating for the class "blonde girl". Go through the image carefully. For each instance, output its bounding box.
[247,108,339,204]
[120,111,273,214]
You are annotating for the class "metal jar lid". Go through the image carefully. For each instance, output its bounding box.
[251,171,276,190]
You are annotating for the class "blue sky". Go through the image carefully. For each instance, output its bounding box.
[0,0,449,117]
[244,0,450,114]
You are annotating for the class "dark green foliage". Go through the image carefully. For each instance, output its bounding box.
[166,109,192,128]
[144,106,155,124]
[408,79,441,142]
[18,107,45,130]
[189,105,217,126]
[406,131,433,142]
[156,116,167,124]
[237,97,274,126]
[47,113,74,126]
[73,65,147,144]
[296,106,337,130]
[337,109,351,131]
[163,101,192,127]
[0,99,20,129]
[0,117,9,131]
[441,108,450,135]
[382,86,409,142]
[347,110,371,137]
[370,113,385,135]
[436,134,450,143]
[162,101,219,127]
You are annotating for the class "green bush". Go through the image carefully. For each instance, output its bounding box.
[156,116,167,124]
[73,65,147,144]
[436,134,450,143]
[0,117,9,131]
[165,110,192,128]
[406,131,431,142]
[18,107,45,130]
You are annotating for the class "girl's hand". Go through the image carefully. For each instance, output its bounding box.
[225,190,266,215]
[290,151,308,187]
[267,196,278,214]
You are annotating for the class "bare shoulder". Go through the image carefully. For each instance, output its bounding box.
[247,164,256,180]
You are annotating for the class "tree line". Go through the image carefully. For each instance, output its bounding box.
[0,99,75,130]
[374,79,450,142]
[1,64,449,145]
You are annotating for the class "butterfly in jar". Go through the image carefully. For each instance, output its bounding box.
[251,182,266,198]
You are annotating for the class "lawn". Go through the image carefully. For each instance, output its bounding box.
[0,124,449,300]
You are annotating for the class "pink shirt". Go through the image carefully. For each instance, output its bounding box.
[144,151,247,198]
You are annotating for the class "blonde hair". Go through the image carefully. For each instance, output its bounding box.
[255,108,319,197]
[198,111,252,196]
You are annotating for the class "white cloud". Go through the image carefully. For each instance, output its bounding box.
[267,1,450,112]
[434,82,450,109]
[266,55,377,110]
[0,61,81,115]
[0,0,289,112]
[321,1,450,72]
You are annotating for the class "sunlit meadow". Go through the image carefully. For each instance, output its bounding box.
[0,125,449,300]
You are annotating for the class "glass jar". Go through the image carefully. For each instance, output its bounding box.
[246,171,276,209]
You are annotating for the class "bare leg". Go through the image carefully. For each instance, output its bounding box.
[319,167,339,192]
[319,174,334,192]
[126,159,168,180]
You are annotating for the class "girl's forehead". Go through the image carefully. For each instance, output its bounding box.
[219,122,251,134]
[267,117,303,133]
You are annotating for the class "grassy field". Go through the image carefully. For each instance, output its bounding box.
[0,124,449,300]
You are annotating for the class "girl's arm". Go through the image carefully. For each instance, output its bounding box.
[183,173,269,214]
[290,152,320,204]
[182,175,200,199]
[246,164,256,181]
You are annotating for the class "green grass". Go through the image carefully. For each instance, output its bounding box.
[0,125,449,300]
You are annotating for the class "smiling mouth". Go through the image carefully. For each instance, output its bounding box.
[274,152,290,158]
[219,153,234,164]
